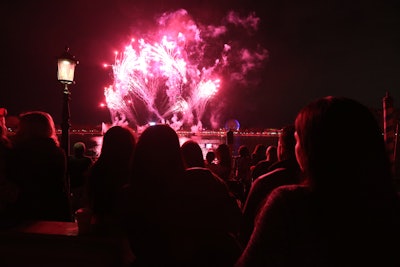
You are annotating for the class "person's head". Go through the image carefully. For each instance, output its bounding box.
[73,142,86,157]
[216,143,232,167]
[206,151,216,164]
[294,96,393,193]
[252,144,267,160]
[130,124,185,188]
[238,145,250,158]
[15,111,59,146]
[181,140,205,168]
[277,125,296,161]
[100,125,136,163]
[265,145,278,162]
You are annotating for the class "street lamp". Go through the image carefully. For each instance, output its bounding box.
[57,46,78,158]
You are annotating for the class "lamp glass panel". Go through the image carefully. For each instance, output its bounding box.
[57,59,76,83]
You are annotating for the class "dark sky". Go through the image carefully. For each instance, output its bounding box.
[1,0,399,129]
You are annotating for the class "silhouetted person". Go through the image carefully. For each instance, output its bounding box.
[250,144,266,168]
[123,125,242,267]
[213,143,233,181]
[236,96,400,267]
[180,139,243,265]
[87,125,136,235]
[205,150,217,171]
[181,140,206,168]
[227,130,234,145]
[213,143,244,204]
[251,145,278,181]
[9,111,71,222]
[68,141,93,213]
[238,125,302,247]
[233,145,252,203]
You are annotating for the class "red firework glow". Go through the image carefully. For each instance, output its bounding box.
[104,9,268,132]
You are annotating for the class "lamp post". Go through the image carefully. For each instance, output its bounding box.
[57,47,78,158]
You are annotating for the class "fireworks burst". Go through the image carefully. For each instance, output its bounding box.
[104,9,268,132]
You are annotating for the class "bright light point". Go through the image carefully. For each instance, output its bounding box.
[149,122,156,126]
[198,80,219,98]
[99,103,106,108]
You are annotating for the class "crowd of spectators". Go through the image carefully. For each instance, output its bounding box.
[0,95,399,266]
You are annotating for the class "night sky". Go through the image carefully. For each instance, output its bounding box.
[1,0,399,129]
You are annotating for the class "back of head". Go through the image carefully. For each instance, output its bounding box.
[15,111,59,146]
[277,125,296,161]
[238,145,250,157]
[100,125,136,162]
[131,124,185,187]
[206,151,216,164]
[73,142,86,157]
[216,143,232,167]
[265,145,278,162]
[252,144,267,163]
[253,144,266,156]
[295,96,393,194]
[181,140,205,168]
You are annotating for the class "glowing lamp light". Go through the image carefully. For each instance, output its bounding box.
[57,47,78,85]
[57,46,79,201]
[57,46,79,169]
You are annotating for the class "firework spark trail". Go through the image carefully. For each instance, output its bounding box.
[105,9,268,132]
[114,43,165,121]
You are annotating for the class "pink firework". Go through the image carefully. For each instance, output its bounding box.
[105,9,268,132]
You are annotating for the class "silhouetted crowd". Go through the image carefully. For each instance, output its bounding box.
[0,96,400,267]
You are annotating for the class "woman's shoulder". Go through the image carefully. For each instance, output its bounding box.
[273,183,308,192]
[267,184,311,204]
[255,184,312,224]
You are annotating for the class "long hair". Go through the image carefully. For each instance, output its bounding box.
[15,111,59,146]
[295,96,394,195]
[217,143,232,168]
[98,125,136,165]
[130,124,185,194]
[89,125,136,218]
[278,125,295,161]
